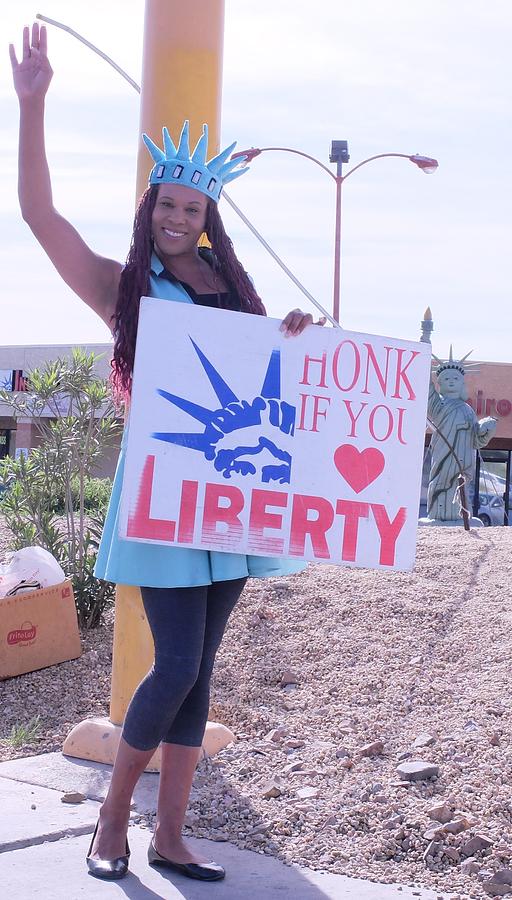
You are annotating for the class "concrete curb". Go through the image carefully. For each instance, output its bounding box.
[0,753,455,900]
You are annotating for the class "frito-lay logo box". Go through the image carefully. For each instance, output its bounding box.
[0,580,81,679]
[7,621,37,645]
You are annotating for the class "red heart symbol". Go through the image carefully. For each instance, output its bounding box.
[333,444,385,493]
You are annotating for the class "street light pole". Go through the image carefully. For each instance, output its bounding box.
[232,144,438,325]
[330,141,350,324]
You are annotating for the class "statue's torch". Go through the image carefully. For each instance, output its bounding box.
[420,306,433,344]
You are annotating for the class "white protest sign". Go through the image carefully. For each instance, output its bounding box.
[119,300,430,571]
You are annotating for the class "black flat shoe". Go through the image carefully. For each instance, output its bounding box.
[148,838,225,881]
[86,820,130,880]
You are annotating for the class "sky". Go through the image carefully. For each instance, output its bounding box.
[0,1,511,362]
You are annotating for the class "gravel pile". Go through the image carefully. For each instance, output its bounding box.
[2,523,512,899]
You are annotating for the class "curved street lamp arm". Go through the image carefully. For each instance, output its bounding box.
[36,13,141,93]
[342,153,414,181]
[256,147,338,182]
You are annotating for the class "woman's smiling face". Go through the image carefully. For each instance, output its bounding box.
[151,183,208,259]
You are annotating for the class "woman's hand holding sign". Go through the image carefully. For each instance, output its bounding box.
[280,309,327,337]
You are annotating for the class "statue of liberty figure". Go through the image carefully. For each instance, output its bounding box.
[420,309,497,523]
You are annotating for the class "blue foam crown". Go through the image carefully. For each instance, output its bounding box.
[143,121,249,202]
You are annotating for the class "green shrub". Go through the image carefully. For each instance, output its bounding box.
[48,476,113,514]
[0,349,123,628]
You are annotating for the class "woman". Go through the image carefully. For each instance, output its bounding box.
[10,23,318,883]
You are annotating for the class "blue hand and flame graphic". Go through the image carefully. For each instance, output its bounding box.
[152,338,295,484]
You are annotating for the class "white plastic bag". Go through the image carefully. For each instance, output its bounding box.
[0,546,66,599]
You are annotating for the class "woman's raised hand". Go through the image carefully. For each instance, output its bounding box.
[9,24,53,102]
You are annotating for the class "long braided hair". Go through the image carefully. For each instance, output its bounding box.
[111,184,266,397]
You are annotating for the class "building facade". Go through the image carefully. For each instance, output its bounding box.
[0,343,120,478]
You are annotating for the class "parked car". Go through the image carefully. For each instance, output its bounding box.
[476,492,505,526]
[418,491,505,526]
[480,471,512,508]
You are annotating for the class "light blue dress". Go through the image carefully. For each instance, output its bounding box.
[94,253,305,587]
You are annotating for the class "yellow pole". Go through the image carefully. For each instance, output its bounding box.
[64,0,232,767]
[135,0,225,201]
[112,0,225,726]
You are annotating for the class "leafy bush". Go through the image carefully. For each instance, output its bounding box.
[0,349,123,628]
[48,476,113,514]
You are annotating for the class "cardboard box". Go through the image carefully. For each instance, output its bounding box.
[0,580,81,679]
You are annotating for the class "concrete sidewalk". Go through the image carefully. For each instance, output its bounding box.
[0,753,453,900]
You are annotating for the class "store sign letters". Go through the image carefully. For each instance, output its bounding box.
[119,300,430,570]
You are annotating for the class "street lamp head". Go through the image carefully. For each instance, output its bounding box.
[231,148,262,163]
[409,154,439,174]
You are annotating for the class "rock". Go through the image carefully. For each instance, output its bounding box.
[383,815,403,829]
[492,870,512,885]
[295,802,315,813]
[184,812,199,826]
[424,826,443,841]
[443,847,461,863]
[61,792,86,804]
[335,748,350,758]
[265,726,288,743]
[461,834,494,856]
[460,857,481,876]
[247,824,270,835]
[255,605,276,620]
[261,780,282,799]
[443,817,471,835]
[490,732,501,746]
[479,871,496,882]
[396,761,440,781]
[423,840,441,861]
[483,869,512,897]
[311,706,331,717]
[464,719,479,732]
[283,739,305,749]
[30,804,36,810]
[248,613,262,627]
[338,758,353,769]
[323,815,337,827]
[270,580,291,591]
[427,802,453,824]
[413,732,435,749]
[486,706,505,717]
[283,761,304,774]
[410,655,423,665]
[358,740,384,758]
[280,670,300,686]
[296,786,320,800]
[211,814,226,827]
[483,887,511,898]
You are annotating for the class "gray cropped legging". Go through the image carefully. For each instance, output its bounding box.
[122,578,246,750]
